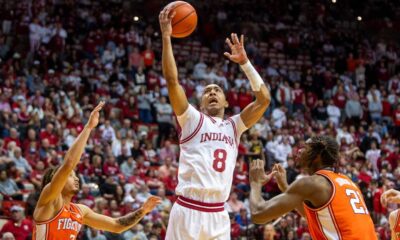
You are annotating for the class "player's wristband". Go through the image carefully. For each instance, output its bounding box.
[240,61,264,91]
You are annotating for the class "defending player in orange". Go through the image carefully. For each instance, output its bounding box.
[32,102,161,240]
[250,136,377,240]
[381,189,400,239]
[160,6,271,239]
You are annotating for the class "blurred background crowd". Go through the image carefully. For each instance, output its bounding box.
[0,0,399,239]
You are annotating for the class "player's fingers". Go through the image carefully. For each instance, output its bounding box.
[223,52,231,59]
[165,8,171,19]
[225,38,233,48]
[97,101,105,110]
[230,33,235,44]
[250,160,256,170]
[170,10,176,19]
[254,160,259,169]
[240,34,244,46]
[160,8,167,19]
[278,164,285,173]
[93,101,105,112]
[233,33,240,45]
[272,164,278,172]
[257,159,263,169]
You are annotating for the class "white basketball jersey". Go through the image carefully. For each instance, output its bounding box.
[176,105,247,203]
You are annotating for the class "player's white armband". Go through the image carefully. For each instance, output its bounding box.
[240,61,264,91]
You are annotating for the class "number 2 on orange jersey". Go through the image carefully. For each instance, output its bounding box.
[346,189,369,214]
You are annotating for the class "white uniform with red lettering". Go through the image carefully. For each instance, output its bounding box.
[166,105,247,240]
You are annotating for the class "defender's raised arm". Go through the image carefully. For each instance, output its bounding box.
[224,33,271,128]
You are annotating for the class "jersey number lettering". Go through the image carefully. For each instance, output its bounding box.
[213,149,227,172]
[346,189,368,214]
[70,235,75,240]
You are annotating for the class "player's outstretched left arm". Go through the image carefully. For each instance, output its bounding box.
[249,159,315,224]
[224,33,271,128]
[78,196,161,233]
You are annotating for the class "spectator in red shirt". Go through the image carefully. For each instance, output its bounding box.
[22,128,39,155]
[3,128,21,150]
[292,82,305,112]
[373,182,387,222]
[0,205,32,240]
[305,91,318,110]
[103,156,120,177]
[227,87,240,113]
[347,53,358,72]
[29,161,45,189]
[164,168,178,196]
[78,155,95,180]
[381,94,392,123]
[66,115,84,133]
[296,217,309,238]
[142,43,155,69]
[238,87,253,110]
[230,213,241,239]
[146,70,160,91]
[77,184,96,209]
[333,86,347,109]
[386,145,400,170]
[129,47,143,71]
[39,123,59,147]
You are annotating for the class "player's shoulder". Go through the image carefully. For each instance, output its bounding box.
[289,175,330,196]
[75,203,89,213]
[389,209,400,229]
[390,209,400,221]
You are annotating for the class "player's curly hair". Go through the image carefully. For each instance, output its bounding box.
[300,135,339,170]
[41,165,61,192]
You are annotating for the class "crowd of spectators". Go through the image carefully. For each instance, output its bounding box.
[0,0,400,239]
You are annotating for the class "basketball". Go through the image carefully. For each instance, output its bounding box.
[165,1,197,38]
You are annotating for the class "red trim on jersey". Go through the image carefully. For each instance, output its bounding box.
[176,196,224,212]
[227,118,238,145]
[180,114,204,144]
[204,114,216,123]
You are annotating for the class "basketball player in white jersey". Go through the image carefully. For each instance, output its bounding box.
[159,7,271,239]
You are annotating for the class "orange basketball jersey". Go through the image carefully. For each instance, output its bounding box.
[304,170,377,240]
[33,203,83,240]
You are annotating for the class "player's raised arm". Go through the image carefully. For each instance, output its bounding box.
[224,34,271,128]
[36,101,105,206]
[78,196,161,233]
[159,7,189,116]
[249,160,321,224]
